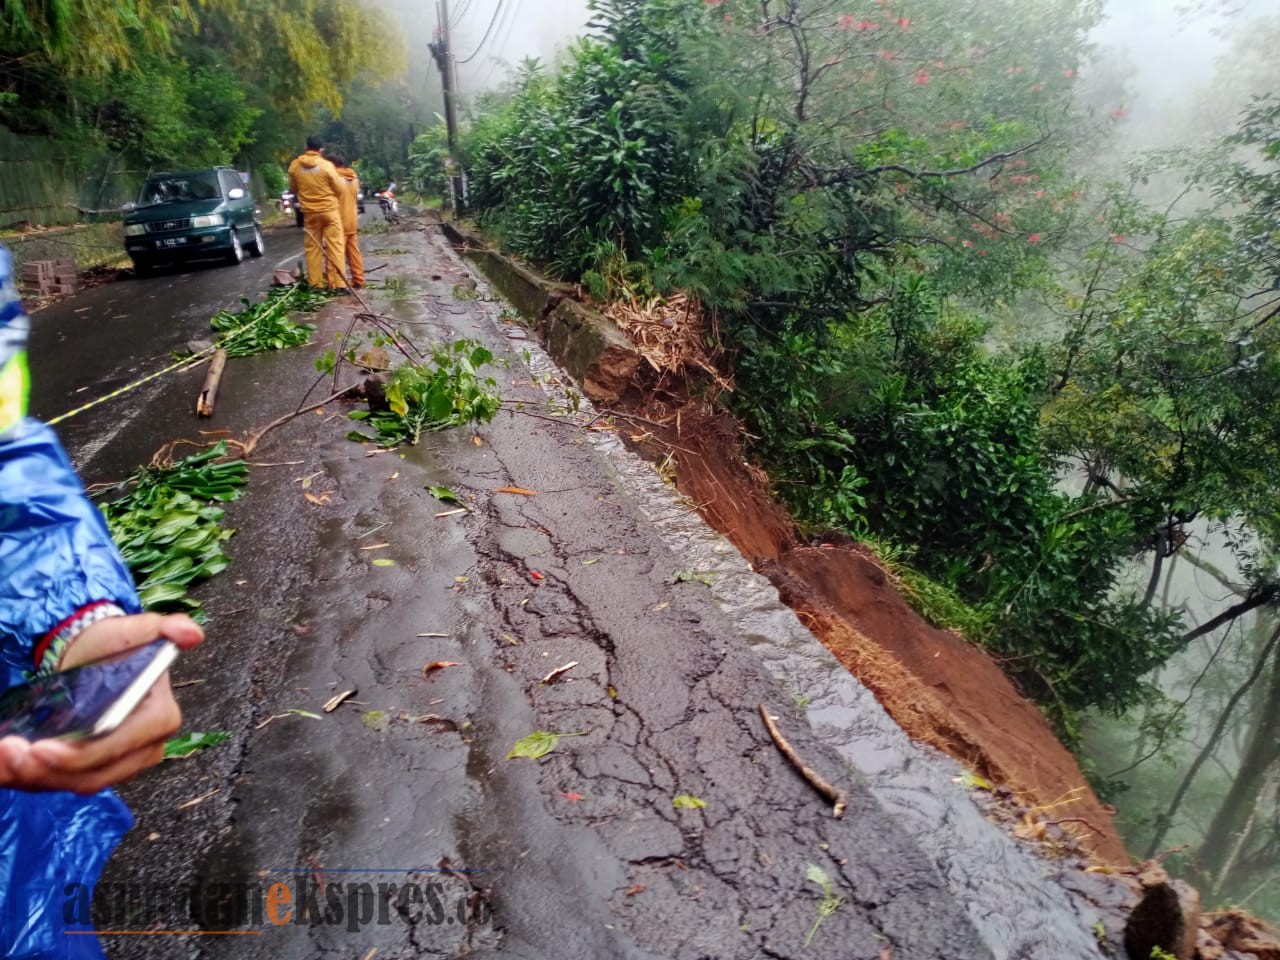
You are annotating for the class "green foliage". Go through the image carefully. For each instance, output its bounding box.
[0,0,197,77]
[197,0,405,119]
[407,122,451,198]
[164,730,231,759]
[464,0,709,275]
[210,285,327,358]
[426,485,462,504]
[91,57,260,166]
[0,0,405,218]
[98,443,248,613]
[347,340,501,447]
[803,864,842,949]
[671,794,707,810]
[506,730,586,760]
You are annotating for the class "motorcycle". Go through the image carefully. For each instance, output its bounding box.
[375,188,399,221]
[280,191,303,227]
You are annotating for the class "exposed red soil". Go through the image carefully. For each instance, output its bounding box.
[619,394,1131,865]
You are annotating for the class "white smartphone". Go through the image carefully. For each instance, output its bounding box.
[0,640,178,741]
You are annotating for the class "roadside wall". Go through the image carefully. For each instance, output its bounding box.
[441,222,641,403]
[2,223,125,273]
[0,126,145,229]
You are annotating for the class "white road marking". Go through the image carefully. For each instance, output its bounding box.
[72,403,141,474]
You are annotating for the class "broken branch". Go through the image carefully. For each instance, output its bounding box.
[759,703,848,818]
[196,348,228,417]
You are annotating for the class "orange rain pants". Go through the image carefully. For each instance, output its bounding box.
[302,208,347,290]
[343,232,364,288]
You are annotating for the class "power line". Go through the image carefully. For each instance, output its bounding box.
[478,0,520,86]
[457,0,506,64]
[491,0,520,60]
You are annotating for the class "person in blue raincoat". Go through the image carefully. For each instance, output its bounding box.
[0,246,204,958]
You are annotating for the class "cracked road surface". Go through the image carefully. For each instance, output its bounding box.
[28,224,1103,959]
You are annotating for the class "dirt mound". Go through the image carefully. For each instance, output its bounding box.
[621,395,1130,864]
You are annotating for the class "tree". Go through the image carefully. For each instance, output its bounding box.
[197,0,405,120]
[0,0,407,212]
[0,0,196,78]
[1194,631,1280,903]
[1042,100,1280,649]
[407,123,451,198]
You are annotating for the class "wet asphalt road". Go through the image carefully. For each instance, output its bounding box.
[25,223,1109,959]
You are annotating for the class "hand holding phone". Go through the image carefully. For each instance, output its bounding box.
[0,640,180,741]
[0,612,204,795]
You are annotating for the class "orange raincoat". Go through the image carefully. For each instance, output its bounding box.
[333,164,364,287]
[287,150,347,289]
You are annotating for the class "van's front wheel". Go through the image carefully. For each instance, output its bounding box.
[225,228,244,265]
[247,222,265,258]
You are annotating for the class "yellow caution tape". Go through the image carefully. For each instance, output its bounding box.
[45,310,270,427]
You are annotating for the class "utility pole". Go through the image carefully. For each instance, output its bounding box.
[429,0,465,215]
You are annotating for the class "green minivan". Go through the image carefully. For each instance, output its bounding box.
[123,167,264,275]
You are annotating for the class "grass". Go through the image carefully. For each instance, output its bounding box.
[859,535,994,642]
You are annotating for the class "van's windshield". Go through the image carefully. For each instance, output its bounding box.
[137,173,221,207]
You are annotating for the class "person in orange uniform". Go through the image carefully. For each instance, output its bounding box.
[327,153,364,290]
[286,135,348,293]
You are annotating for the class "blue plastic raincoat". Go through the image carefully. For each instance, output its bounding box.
[0,246,141,958]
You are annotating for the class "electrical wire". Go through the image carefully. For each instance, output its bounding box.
[457,0,506,64]
[492,0,521,61]
[478,0,521,86]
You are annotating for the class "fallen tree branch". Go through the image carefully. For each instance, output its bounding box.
[196,348,228,417]
[241,384,359,456]
[759,703,848,818]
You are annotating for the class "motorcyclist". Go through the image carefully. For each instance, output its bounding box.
[377,181,399,219]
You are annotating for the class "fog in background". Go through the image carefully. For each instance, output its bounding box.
[381,0,1275,135]
[379,0,591,114]
[450,0,591,90]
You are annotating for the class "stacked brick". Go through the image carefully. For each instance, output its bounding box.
[19,259,78,296]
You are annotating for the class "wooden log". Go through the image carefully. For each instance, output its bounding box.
[196,349,228,417]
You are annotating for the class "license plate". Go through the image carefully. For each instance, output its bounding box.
[158,237,187,248]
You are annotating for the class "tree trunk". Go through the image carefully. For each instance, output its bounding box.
[1195,634,1280,898]
[1142,543,1166,608]
[1145,622,1280,859]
